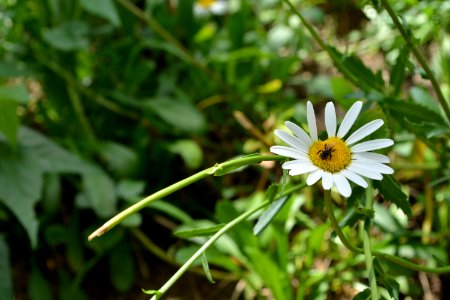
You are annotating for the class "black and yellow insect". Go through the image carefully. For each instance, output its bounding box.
[317,144,335,160]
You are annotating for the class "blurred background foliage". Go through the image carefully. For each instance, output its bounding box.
[1,0,450,299]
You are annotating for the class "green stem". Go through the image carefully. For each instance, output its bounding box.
[282,0,378,93]
[323,189,450,274]
[150,200,269,300]
[88,155,284,240]
[148,183,305,299]
[66,85,96,142]
[362,183,378,300]
[380,0,450,124]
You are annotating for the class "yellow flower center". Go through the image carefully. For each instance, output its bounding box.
[197,0,216,8]
[309,137,352,173]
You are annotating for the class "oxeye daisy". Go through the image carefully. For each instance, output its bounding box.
[194,0,227,16]
[270,101,394,197]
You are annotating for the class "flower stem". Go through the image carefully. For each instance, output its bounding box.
[363,183,378,300]
[324,190,362,254]
[148,183,306,299]
[380,0,450,124]
[323,189,450,274]
[88,154,284,240]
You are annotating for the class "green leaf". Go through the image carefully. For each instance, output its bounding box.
[0,145,42,248]
[43,21,89,51]
[373,258,400,300]
[0,85,30,104]
[0,238,13,300]
[253,195,289,235]
[213,153,260,176]
[29,264,53,300]
[0,99,18,149]
[142,289,162,296]
[109,244,135,292]
[19,127,91,174]
[147,201,193,224]
[390,47,410,96]
[96,142,139,177]
[374,175,412,217]
[328,46,384,92]
[174,223,224,238]
[330,77,354,102]
[83,170,117,218]
[117,180,145,201]
[81,0,121,27]
[403,118,449,139]
[382,98,445,125]
[201,253,215,283]
[169,139,203,169]
[353,288,371,300]
[144,98,206,133]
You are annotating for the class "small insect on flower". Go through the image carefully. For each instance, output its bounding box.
[270,101,394,197]
[317,144,335,160]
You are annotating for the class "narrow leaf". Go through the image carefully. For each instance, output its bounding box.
[253,195,289,235]
[201,253,215,283]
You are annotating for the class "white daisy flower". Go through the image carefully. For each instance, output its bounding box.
[270,101,394,197]
[194,0,227,16]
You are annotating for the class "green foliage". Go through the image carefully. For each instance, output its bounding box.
[2,0,450,299]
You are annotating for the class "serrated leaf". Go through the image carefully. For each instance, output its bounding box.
[0,99,18,149]
[373,258,400,300]
[81,0,121,27]
[374,175,412,217]
[390,47,410,96]
[174,224,224,238]
[382,98,445,125]
[201,253,215,283]
[403,118,449,139]
[253,195,289,235]
[328,46,384,92]
[0,238,13,300]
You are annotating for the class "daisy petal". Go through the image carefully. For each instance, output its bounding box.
[353,152,390,164]
[345,119,384,145]
[351,139,394,153]
[275,130,309,153]
[322,172,334,190]
[288,164,318,176]
[341,169,368,188]
[285,121,312,146]
[333,173,352,197]
[325,102,337,137]
[337,101,362,138]
[347,163,383,180]
[282,159,312,169]
[270,146,309,160]
[307,101,318,141]
[306,169,324,185]
[351,161,394,174]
